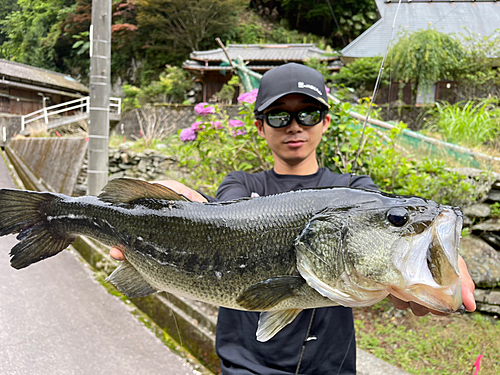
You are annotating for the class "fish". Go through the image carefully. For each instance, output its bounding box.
[0,178,463,341]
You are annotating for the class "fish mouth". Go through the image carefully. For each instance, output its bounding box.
[390,206,463,312]
[296,206,463,312]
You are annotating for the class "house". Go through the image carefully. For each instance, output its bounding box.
[0,59,89,115]
[183,44,340,103]
[341,0,500,104]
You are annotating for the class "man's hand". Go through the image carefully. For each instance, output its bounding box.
[388,255,476,316]
[109,180,207,261]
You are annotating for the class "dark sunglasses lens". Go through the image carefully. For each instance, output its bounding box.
[298,110,322,125]
[267,111,291,128]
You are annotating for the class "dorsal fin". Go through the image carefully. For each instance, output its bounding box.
[98,178,191,204]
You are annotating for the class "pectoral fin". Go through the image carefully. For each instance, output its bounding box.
[257,309,302,342]
[106,260,158,298]
[236,276,306,311]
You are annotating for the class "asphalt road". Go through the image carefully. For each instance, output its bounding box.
[0,152,204,375]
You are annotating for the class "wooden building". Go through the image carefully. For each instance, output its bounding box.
[183,44,341,103]
[0,59,89,115]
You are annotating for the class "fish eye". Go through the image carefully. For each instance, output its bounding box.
[387,208,409,227]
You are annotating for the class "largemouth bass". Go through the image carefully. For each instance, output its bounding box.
[0,178,463,341]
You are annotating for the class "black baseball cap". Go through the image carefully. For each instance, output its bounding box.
[254,63,330,114]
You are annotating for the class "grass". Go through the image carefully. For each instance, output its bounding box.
[423,99,500,149]
[354,299,500,375]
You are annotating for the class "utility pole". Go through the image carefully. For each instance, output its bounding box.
[87,0,111,195]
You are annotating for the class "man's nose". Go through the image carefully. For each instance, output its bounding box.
[285,118,303,132]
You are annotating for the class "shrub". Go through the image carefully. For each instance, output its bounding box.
[172,90,273,195]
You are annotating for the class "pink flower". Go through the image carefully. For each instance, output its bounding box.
[180,127,197,141]
[194,102,215,115]
[229,119,244,128]
[210,121,223,129]
[191,121,205,132]
[237,89,258,104]
[325,86,330,94]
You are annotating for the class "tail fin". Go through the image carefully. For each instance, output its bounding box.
[0,189,75,269]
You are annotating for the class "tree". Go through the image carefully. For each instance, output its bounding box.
[0,0,19,47]
[387,28,464,96]
[1,0,75,70]
[136,0,245,52]
[455,29,500,100]
[257,0,378,48]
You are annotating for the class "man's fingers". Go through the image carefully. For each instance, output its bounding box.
[110,247,126,261]
[154,180,207,203]
[458,256,476,312]
[388,295,411,311]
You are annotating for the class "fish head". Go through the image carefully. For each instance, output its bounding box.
[296,192,463,313]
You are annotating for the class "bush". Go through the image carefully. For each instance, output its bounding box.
[172,90,273,195]
[121,66,191,112]
[332,57,387,98]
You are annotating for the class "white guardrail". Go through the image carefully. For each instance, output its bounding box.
[21,97,121,131]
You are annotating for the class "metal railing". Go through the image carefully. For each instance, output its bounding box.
[21,96,121,131]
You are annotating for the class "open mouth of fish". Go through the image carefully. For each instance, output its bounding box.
[297,206,463,313]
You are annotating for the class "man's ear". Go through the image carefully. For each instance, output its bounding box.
[255,119,266,138]
[322,113,331,134]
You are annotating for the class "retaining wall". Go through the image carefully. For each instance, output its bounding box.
[7,137,87,195]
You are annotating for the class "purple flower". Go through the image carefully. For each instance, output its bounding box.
[210,121,223,129]
[237,89,258,104]
[232,128,247,137]
[180,127,197,141]
[194,102,215,115]
[229,119,245,128]
[191,121,205,132]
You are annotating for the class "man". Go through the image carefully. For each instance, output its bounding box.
[111,63,475,374]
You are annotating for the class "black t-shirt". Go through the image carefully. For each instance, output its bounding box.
[215,168,378,375]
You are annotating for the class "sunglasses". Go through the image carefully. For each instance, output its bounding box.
[257,108,327,128]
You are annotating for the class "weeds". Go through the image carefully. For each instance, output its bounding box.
[424,99,500,148]
[354,299,500,375]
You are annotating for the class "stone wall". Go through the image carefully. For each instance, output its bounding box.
[458,169,500,314]
[74,147,190,196]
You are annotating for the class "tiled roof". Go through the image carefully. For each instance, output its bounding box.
[0,59,89,94]
[189,44,336,62]
[342,0,500,59]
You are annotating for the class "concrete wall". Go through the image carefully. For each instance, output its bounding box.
[0,114,22,148]
[8,137,87,195]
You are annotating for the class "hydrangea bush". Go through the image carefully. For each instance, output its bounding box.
[174,89,273,195]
